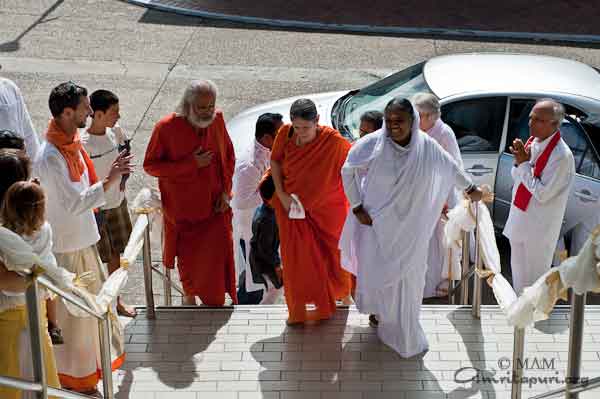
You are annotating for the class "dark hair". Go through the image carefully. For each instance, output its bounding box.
[0,149,31,208]
[0,181,46,236]
[0,129,25,150]
[90,89,119,114]
[48,81,88,117]
[384,97,414,116]
[259,174,275,202]
[290,99,318,122]
[360,111,384,130]
[255,113,283,140]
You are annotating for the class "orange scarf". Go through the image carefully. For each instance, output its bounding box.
[45,119,98,185]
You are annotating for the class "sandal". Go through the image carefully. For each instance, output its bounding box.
[48,322,64,345]
[369,314,379,327]
[116,302,137,318]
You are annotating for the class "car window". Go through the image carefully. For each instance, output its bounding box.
[440,97,506,152]
[507,99,600,180]
[340,62,433,139]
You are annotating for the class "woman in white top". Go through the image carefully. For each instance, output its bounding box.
[0,166,62,398]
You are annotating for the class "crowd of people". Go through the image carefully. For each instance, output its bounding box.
[0,71,576,397]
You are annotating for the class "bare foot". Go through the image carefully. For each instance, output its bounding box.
[341,295,354,306]
[116,300,137,318]
[182,295,197,306]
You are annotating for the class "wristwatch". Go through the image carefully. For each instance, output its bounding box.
[464,184,477,195]
[352,204,364,215]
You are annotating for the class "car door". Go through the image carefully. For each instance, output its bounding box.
[440,96,508,206]
[493,98,600,232]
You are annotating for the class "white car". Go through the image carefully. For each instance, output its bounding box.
[227,53,600,235]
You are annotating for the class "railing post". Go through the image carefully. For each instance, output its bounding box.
[472,205,482,319]
[164,267,172,306]
[512,327,525,399]
[25,275,47,399]
[566,291,586,399]
[98,316,114,399]
[142,214,156,319]
[460,230,470,305]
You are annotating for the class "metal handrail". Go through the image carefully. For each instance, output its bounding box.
[510,288,597,399]
[0,376,98,399]
[136,210,184,318]
[446,202,482,312]
[0,266,115,398]
[530,376,600,399]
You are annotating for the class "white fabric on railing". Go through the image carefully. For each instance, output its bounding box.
[121,214,147,269]
[444,200,501,279]
[0,225,127,317]
[131,187,163,251]
[445,198,600,328]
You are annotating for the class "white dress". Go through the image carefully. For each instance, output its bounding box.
[340,112,471,357]
[423,119,463,298]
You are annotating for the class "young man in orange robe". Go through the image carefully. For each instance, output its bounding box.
[143,80,237,306]
[271,98,352,325]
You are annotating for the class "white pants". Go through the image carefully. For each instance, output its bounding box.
[510,240,555,294]
[233,208,255,277]
[423,220,447,298]
[260,287,283,305]
[53,246,124,386]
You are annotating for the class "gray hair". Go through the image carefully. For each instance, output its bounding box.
[176,80,218,116]
[412,92,441,117]
[536,98,565,124]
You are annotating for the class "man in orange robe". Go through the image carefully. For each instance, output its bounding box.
[271,98,352,324]
[143,80,237,306]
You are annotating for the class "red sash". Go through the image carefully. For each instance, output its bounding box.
[513,131,561,211]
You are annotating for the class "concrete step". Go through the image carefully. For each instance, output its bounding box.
[113,305,600,399]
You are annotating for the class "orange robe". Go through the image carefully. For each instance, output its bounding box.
[143,111,237,305]
[271,124,352,323]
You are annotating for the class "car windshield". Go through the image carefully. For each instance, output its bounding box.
[338,62,432,139]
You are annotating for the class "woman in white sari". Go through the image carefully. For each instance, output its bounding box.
[340,97,481,357]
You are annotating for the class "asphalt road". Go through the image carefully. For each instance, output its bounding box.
[1,0,600,305]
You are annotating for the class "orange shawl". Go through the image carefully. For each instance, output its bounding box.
[45,119,98,185]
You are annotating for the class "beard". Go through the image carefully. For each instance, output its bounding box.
[187,110,216,129]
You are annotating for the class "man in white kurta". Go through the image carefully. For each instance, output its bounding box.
[36,82,131,394]
[414,93,464,298]
[339,98,480,357]
[0,76,40,159]
[231,113,282,303]
[503,100,575,294]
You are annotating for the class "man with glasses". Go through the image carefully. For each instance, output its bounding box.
[503,99,575,294]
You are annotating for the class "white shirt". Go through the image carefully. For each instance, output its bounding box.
[0,77,40,159]
[426,118,463,207]
[0,223,57,312]
[35,142,106,253]
[231,139,271,210]
[503,131,575,244]
[81,126,128,210]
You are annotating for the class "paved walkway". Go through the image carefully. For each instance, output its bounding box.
[128,0,600,44]
[112,305,600,398]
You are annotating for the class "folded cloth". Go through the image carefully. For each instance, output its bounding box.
[288,194,305,219]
